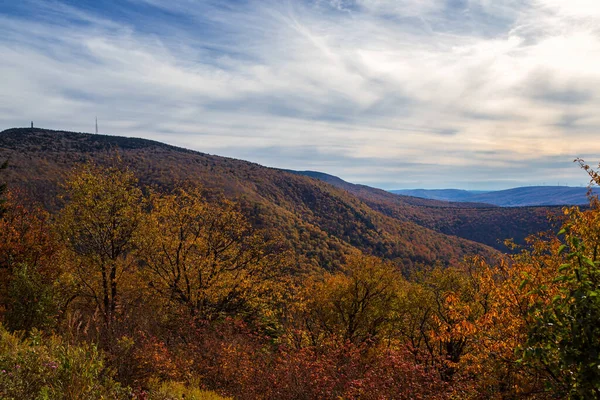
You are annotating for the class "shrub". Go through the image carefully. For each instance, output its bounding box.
[147,380,231,400]
[0,324,127,399]
[4,264,57,333]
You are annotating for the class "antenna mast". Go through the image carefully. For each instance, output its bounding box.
[95,117,98,134]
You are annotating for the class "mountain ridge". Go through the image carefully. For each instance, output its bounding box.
[288,170,563,251]
[0,127,496,270]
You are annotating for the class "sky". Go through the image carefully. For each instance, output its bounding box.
[1,0,600,190]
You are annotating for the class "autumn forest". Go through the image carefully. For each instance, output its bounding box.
[1,128,600,399]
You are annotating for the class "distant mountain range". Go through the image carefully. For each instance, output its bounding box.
[391,187,597,207]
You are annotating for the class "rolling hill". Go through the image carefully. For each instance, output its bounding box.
[0,127,495,271]
[289,171,563,251]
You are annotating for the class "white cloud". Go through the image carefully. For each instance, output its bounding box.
[0,0,599,189]
[356,0,443,16]
[537,0,600,19]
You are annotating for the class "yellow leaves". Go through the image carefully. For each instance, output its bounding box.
[58,161,145,326]
[450,215,600,396]
[434,294,476,336]
[292,253,405,346]
[140,185,288,321]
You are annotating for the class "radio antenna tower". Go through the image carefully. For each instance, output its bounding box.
[95,117,98,134]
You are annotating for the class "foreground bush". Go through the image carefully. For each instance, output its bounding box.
[0,324,127,399]
[147,381,231,400]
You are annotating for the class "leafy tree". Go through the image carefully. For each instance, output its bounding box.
[395,265,482,384]
[525,233,600,398]
[458,250,561,398]
[59,161,143,330]
[464,162,600,398]
[0,192,56,272]
[522,187,600,398]
[0,192,59,335]
[140,187,287,322]
[298,253,402,345]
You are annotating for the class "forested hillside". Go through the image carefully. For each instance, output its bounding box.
[290,170,561,250]
[2,127,598,399]
[0,128,493,269]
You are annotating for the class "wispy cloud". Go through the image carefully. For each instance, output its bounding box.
[1,0,599,189]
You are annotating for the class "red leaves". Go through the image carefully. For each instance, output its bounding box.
[0,190,56,273]
[164,318,448,400]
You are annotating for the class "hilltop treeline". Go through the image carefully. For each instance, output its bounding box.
[1,159,600,399]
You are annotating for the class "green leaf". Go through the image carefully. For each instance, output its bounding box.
[552,295,562,303]
[519,279,529,290]
[584,258,596,269]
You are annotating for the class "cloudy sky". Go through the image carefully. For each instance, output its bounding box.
[1,0,599,189]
